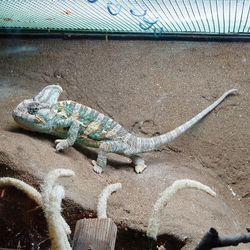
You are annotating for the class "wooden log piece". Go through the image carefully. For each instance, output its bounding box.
[72,218,117,250]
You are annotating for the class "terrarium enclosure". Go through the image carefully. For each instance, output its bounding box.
[0,1,250,250]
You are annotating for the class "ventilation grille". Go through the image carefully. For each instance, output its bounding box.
[0,0,250,35]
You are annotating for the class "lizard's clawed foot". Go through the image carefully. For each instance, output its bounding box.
[135,164,147,174]
[55,139,69,151]
[92,160,103,174]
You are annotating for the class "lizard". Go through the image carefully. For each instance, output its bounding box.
[12,84,237,174]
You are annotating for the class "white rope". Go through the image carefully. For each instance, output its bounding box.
[0,177,42,206]
[41,168,75,250]
[97,183,122,219]
[147,179,216,240]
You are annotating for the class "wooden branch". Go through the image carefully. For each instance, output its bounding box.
[72,218,117,250]
[195,227,250,250]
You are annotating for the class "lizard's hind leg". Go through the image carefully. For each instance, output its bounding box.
[131,155,147,174]
[92,141,129,174]
[92,150,108,174]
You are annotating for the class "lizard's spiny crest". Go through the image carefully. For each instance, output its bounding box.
[33,85,63,105]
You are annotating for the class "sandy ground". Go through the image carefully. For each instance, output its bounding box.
[0,38,249,249]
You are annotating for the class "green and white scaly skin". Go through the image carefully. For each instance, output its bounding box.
[13,85,237,174]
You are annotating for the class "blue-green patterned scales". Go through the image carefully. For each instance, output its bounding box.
[55,100,127,147]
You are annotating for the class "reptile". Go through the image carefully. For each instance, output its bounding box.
[12,85,237,174]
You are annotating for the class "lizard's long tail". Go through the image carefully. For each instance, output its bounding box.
[136,89,237,153]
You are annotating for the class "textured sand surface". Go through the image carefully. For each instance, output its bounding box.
[0,38,249,249]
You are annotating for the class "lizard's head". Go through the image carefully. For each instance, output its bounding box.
[13,85,63,132]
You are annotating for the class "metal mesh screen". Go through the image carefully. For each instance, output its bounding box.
[0,0,250,35]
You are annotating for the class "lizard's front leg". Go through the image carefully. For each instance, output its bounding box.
[55,120,80,151]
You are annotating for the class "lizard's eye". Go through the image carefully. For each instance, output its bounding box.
[27,103,39,115]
